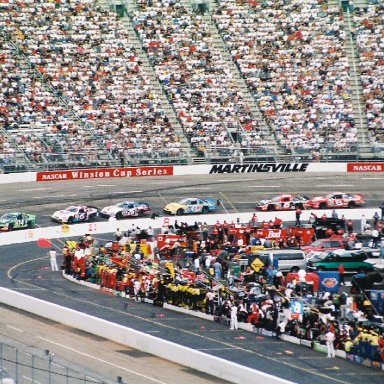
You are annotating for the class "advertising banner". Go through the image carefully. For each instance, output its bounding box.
[36,166,173,181]
[316,271,340,293]
[347,163,384,172]
[290,299,304,320]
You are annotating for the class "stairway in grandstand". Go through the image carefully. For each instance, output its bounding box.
[331,0,381,160]
[96,0,194,163]
[0,33,119,172]
[328,0,374,160]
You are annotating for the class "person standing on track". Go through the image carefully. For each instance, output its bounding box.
[49,248,59,271]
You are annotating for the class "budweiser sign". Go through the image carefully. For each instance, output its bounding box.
[36,166,173,181]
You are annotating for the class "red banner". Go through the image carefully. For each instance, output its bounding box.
[36,166,173,181]
[347,163,384,172]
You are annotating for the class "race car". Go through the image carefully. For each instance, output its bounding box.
[100,201,150,219]
[164,198,217,215]
[305,192,364,209]
[0,212,36,231]
[51,205,99,224]
[255,194,309,211]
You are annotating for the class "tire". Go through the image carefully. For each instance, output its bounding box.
[27,221,33,229]
[176,208,184,216]
[67,216,74,224]
[8,223,13,231]
[290,267,299,273]
[295,203,304,210]
[319,202,327,210]
[348,201,356,208]
[138,210,144,217]
[267,205,275,211]
[202,206,209,214]
[116,212,123,220]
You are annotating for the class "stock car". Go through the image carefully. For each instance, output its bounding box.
[164,198,217,215]
[100,201,150,219]
[255,194,309,211]
[0,212,37,231]
[51,205,99,224]
[305,192,364,209]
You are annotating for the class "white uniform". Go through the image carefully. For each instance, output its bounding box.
[230,305,238,330]
[325,331,335,358]
[49,249,59,271]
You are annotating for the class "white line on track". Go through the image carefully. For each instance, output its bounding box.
[97,184,116,187]
[247,185,281,188]
[315,184,354,187]
[0,199,7,202]
[19,188,52,192]
[83,185,95,188]
[36,336,167,384]
[49,194,77,198]
[125,190,143,193]
[23,376,41,383]
[6,325,23,332]
[216,178,255,182]
[178,187,212,190]
[361,177,384,180]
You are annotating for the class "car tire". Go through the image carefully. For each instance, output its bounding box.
[116,212,123,220]
[27,221,33,229]
[267,205,274,211]
[67,217,74,224]
[8,223,13,231]
[176,208,184,216]
[348,201,356,208]
[319,202,327,210]
[202,206,209,214]
[138,210,144,217]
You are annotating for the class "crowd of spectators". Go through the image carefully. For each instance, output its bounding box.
[212,0,358,158]
[353,1,384,153]
[133,0,270,157]
[0,0,184,168]
[63,212,384,364]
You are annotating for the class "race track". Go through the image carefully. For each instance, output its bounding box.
[1,172,384,384]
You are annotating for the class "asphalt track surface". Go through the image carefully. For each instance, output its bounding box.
[1,172,384,384]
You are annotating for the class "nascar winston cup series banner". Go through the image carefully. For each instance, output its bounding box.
[31,162,384,182]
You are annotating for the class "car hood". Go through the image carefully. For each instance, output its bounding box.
[101,206,120,213]
[52,210,72,216]
[165,203,184,210]
[256,199,271,205]
[0,218,12,224]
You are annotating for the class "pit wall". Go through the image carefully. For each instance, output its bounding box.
[0,162,383,184]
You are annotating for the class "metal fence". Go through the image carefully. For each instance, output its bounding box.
[0,342,113,384]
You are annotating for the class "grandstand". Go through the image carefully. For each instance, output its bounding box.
[0,0,383,173]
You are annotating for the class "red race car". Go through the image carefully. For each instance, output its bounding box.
[255,194,309,211]
[305,192,364,210]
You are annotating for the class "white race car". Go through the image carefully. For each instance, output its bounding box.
[51,205,99,224]
[100,201,150,219]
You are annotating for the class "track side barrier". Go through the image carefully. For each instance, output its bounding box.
[0,287,293,384]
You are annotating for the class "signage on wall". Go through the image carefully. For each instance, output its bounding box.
[209,163,309,174]
[36,166,173,181]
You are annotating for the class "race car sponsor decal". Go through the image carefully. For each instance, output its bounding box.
[209,163,309,174]
[36,166,173,181]
[347,162,384,172]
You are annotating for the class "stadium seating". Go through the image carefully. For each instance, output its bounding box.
[0,0,186,170]
[212,0,358,158]
[353,1,384,154]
